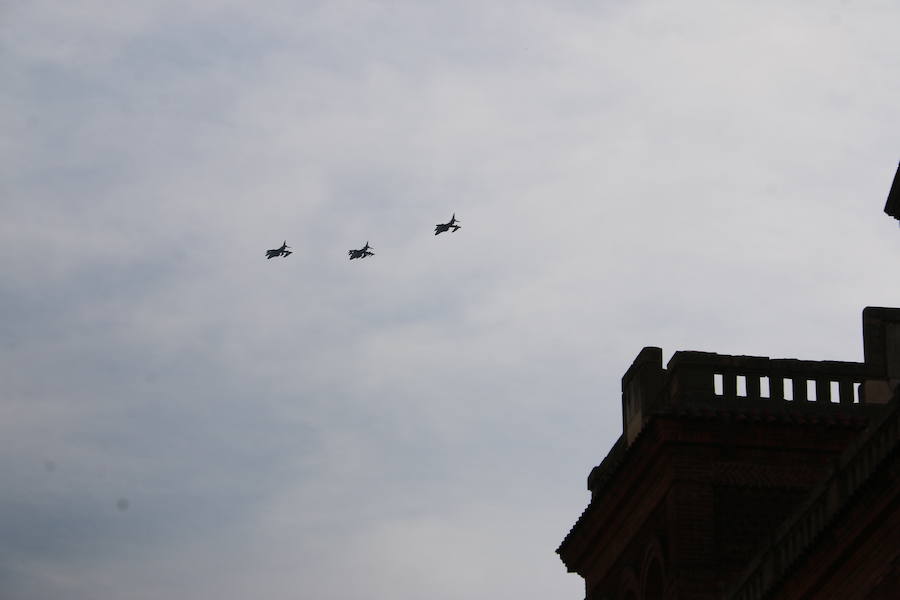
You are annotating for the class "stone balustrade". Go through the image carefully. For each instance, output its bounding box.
[665,351,869,407]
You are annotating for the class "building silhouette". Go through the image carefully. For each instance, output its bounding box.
[886,163,900,221]
[557,307,900,599]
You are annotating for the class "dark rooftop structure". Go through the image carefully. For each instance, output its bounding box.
[885,162,900,220]
[557,307,900,600]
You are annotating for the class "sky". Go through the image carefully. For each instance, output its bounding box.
[2,1,899,598]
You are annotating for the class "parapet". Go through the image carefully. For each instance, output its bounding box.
[620,307,900,446]
[863,306,900,398]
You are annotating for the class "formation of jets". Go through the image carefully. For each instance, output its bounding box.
[266,214,461,261]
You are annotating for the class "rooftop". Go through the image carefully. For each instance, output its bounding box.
[558,307,900,560]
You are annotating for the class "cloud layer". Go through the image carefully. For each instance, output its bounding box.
[2,1,900,598]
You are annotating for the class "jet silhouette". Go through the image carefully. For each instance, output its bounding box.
[434,213,461,235]
[348,241,375,260]
[266,241,292,259]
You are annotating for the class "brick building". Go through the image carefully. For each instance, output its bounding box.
[557,307,900,599]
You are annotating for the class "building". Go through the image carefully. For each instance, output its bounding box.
[885,162,900,221]
[557,307,900,600]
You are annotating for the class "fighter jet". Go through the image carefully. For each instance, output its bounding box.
[266,241,292,259]
[434,213,461,235]
[348,241,374,260]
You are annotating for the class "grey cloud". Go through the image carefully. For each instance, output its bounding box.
[2,1,900,598]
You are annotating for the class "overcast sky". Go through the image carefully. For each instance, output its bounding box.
[2,1,899,599]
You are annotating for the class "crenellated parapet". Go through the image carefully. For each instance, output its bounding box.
[621,307,900,446]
